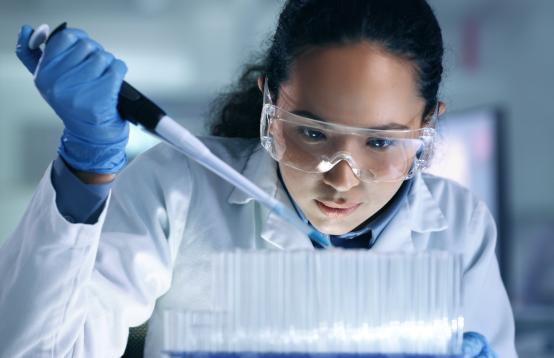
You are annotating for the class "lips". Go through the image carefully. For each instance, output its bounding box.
[315,200,361,218]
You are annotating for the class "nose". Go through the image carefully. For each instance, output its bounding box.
[322,160,361,192]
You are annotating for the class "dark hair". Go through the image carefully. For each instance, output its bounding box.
[210,0,444,138]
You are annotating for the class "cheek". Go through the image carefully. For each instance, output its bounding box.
[269,119,285,145]
[280,165,318,200]
[280,165,314,196]
[360,182,402,208]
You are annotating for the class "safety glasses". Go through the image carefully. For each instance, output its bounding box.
[260,79,437,182]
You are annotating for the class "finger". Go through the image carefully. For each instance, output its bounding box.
[53,58,127,127]
[462,332,487,357]
[97,58,128,95]
[102,58,128,83]
[56,50,116,88]
[38,38,104,85]
[15,25,43,73]
[40,28,91,68]
[98,59,128,122]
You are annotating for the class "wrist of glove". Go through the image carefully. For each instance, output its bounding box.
[462,332,497,358]
[16,24,129,174]
[59,127,128,174]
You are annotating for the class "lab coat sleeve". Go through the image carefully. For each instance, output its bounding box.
[0,145,193,357]
[462,200,518,358]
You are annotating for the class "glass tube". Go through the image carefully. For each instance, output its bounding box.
[161,250,463,356]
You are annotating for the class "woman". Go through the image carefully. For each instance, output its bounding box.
[1,0,515,357]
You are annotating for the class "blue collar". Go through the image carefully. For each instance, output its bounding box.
[277,168,414,248]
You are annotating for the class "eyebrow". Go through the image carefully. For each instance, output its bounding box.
[291,110,411,130]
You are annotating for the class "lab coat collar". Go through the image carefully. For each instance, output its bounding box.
[371,173,448,252]
[227,145,279,205]
[407,173,449,234]
[227,144,447,250]
[227,145,313,249]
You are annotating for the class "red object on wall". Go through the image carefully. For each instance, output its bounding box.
[462,16,480,71]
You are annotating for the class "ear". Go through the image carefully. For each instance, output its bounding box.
[257,76,264,93]
[438,101,446,116]
[424,100,446,126]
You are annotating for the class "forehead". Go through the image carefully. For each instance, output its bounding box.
[279,42,426,128]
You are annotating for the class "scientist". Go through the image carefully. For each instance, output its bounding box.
[0,0,516,357]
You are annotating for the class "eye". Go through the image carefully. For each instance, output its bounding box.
[298,126,327,142]
[367,137,394,150]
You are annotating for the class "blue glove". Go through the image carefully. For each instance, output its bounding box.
[462,332,497,358]
[16,25,129,174]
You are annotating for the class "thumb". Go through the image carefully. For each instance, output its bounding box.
[15,25,43,74]
[462,332,497,358]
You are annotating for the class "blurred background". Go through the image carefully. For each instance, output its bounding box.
[0,0,553,356]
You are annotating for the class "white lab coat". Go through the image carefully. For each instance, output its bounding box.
[0,136,517,357]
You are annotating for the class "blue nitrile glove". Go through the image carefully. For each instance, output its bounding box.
[462,332,497,358]
[16,25,129,174]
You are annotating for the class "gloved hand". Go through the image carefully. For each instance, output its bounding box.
[15,25,129,174]
[462,332,497,358]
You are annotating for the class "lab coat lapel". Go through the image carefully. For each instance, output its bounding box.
[227,145,277,205]
[259,188,314,250]
[407,174,448,234]
[371,199,414,252]
[372,174,448,252]
[227,144,313,250]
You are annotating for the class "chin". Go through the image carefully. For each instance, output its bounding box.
[311,219,355,236]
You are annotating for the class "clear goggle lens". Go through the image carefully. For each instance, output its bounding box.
[260,79,437,183]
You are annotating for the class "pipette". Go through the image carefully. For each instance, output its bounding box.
[28,23,331,248]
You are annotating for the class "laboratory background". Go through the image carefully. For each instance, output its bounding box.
[0,0,553,356]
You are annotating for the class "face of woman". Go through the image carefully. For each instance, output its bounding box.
[275,42,439,235]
